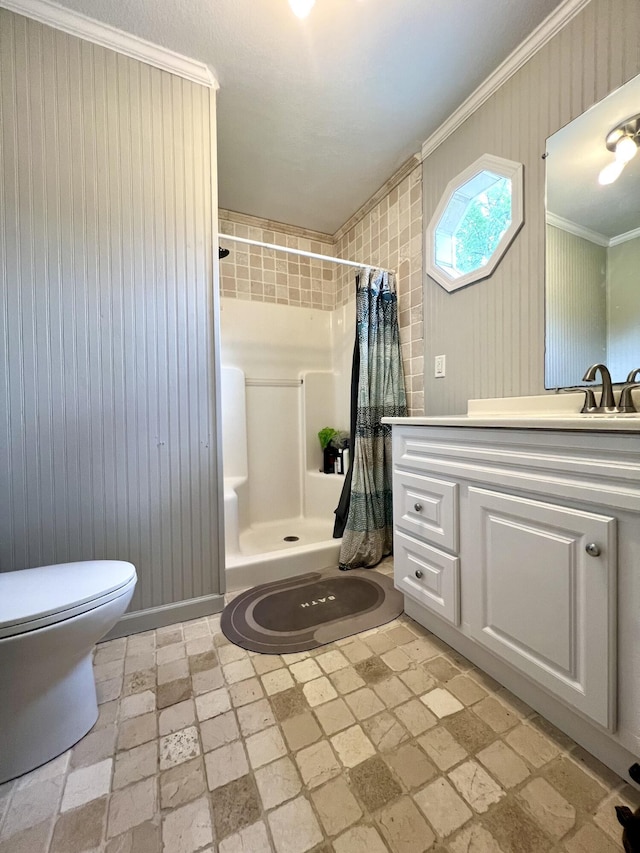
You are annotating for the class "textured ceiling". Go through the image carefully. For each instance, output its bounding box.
[50,0,565,233]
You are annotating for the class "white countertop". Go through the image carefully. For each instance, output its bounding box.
[383,392,640,432]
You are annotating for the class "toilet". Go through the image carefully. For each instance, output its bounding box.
[0,560,137,783]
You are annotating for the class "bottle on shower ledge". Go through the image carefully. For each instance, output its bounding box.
[334,446,350,474]
[323,445,338,474]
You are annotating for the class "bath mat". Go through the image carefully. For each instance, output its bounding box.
[221,569,403,654]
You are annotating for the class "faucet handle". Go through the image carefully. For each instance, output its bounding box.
[618,383,640,414]
[626,368,640,383]
[580,388,598,413]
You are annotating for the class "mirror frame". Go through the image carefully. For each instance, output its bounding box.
[426,153,524,292]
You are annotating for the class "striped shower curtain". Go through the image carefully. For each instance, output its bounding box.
[336,268,407,569]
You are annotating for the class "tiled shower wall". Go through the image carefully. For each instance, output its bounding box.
[218,159,424,415]
[219,213,336,311]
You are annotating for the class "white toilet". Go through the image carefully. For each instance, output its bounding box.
[0,560,137,783]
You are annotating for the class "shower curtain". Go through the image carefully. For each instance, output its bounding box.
[334,268,407,569]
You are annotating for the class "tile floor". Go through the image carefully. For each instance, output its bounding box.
[1,565,638,853]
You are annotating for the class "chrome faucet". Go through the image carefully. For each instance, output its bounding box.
[582,363,618,413]
[627,368,640,383]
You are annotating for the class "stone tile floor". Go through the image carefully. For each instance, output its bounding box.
[1,567,638,852]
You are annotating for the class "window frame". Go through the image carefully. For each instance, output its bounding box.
[426,154,524,292]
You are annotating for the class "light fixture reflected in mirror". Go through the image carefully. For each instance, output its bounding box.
[289,0,315,18]
[598,160,624,185]
[598,113,640,185]
[614,134,638,163]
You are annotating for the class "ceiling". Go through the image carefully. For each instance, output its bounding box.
[546,71,640,241]
[50,0,566,233]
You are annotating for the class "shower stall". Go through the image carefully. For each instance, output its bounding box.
[218,229,398,590]
[220,297,353,590]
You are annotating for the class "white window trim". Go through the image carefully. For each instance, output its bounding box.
[426,154,524,293]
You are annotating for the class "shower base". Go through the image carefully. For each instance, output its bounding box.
[226,516,341,592]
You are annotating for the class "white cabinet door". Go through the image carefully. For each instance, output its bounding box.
[394,530,460,625]
[467,488,616,729]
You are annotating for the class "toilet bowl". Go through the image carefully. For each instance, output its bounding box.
[0,560,137,783]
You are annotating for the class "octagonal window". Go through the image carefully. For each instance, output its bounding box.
[427,155,524,292]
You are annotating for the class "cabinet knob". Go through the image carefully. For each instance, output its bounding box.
[415,570,423,579]
[414,503,423,512]
[585,542,601,557]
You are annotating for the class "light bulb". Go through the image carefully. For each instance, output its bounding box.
[289,0,315,18]
[615,134,638,164]
[598,159,625,185]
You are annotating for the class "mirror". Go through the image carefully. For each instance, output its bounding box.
[545,73,640,388]
[426,154,524,292]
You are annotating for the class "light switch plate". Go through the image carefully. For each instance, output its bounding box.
[435,355,446,378]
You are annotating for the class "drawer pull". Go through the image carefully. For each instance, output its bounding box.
[415,570,423,579]
[585,542,601,557]
[414,502,423,512]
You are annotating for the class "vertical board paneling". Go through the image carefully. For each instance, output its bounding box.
[423,0,640,414]
[607,237,640,377]
[545,227,607,387]
[0,10,220,610]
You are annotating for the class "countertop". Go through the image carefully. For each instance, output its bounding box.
[383,392,640,432]
[383,414,640,431]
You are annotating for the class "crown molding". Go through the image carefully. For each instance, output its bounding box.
[546,212,609,246]
[608,225,640,247]
[0,0,218,88]
[333,154,421,243]
[219,210,334,244]
[546,212,640,248]
[421,0,592,161]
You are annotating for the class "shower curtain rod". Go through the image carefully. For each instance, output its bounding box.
[218,233,395,276]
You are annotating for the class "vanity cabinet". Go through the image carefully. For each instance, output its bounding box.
[389,422,640,776]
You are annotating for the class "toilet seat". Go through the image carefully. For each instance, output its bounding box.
[0,560,137,639]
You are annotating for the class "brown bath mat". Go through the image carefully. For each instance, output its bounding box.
[221,569,404,654]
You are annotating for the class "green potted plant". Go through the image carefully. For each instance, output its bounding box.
[318,428,349,474]
[318,427,339,451]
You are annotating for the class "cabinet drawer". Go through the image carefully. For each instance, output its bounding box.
[394,529,460,626]
[393,469,458,552]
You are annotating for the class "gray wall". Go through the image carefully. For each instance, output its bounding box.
[0,11,223,615]
[607,235,640,378]
[423,0,640,414]
[545,225,607,388]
